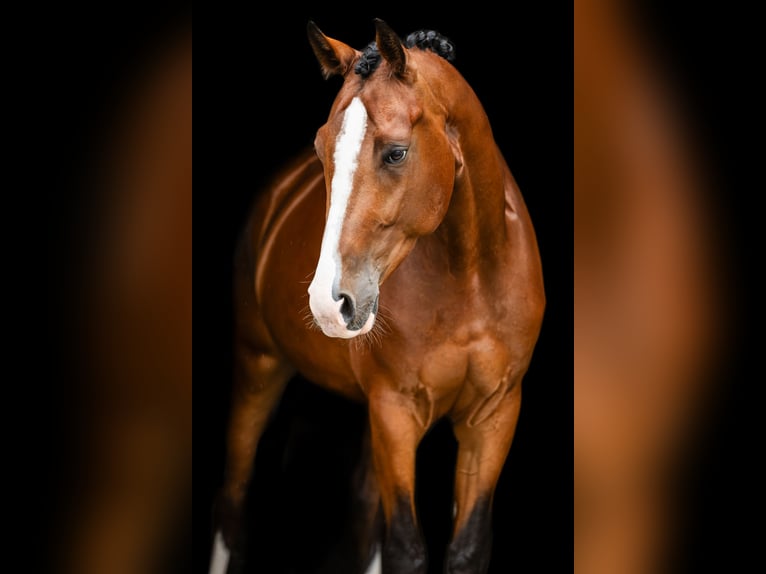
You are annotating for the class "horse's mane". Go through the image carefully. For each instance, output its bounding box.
[354,29,456,78]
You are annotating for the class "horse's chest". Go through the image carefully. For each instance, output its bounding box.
[388,277,518,382]
[411,330,515,417]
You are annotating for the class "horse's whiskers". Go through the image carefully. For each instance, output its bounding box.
[298,270,316,285]
[300,304,320,331]
[374,304,393,336]
[349,304,393,351]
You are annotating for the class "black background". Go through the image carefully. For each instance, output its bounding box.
[194,5,572,574]
[43,1,766,573]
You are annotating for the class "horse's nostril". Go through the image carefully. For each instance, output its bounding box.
[338,292,355,324]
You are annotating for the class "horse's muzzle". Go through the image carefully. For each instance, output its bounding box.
[308,283,377,339]
[337,291,379,331]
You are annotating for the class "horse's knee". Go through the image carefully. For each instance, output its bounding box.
[235,343,289,390]
[382,496,427,574]
[445,496,493,574]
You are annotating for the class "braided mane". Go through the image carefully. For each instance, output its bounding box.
[354,29,456,78]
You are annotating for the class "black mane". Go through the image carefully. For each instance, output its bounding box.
[354,29,456,78]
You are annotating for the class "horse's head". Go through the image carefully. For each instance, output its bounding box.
[307,20,460,338]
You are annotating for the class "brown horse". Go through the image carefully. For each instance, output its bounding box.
[210,20,545,574]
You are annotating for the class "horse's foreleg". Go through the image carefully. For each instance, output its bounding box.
[368,389,429,574]
[210,343,293,574]
[446,383,522,574]
[317,422,383,574]
[355,430,384,574]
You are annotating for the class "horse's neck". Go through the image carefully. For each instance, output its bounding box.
[414,54,520,279]
[435,102,509,278]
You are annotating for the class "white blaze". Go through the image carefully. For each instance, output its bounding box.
[308,96,370,338]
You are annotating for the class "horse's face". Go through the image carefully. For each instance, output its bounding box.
[307,22,457,338]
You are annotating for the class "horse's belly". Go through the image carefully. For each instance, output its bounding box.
[251,152,365,403]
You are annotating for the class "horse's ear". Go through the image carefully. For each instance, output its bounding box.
[307,21,359,79]
[374,19,407,77]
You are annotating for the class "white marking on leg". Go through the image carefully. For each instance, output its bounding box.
[364,543,382,574]
[209,530,230,574]
[308,96,369,338]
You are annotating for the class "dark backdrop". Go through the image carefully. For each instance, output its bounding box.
[194,6,572,574]
[43,2,766,573]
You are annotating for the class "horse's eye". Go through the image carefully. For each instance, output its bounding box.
[384,147,408,165]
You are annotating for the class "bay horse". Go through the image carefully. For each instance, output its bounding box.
[210,19,545,574]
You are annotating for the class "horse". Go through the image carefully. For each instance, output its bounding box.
[210,19,545,574]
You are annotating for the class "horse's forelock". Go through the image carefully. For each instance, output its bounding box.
[353,30,455,78]
[355,41,381,78]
